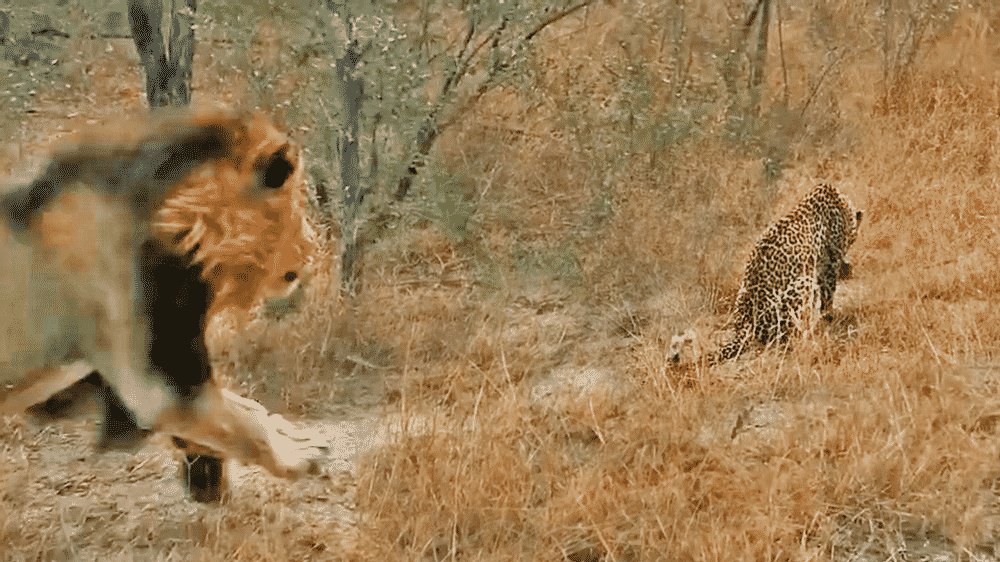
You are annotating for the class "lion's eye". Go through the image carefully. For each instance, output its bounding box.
[255,147,295,189]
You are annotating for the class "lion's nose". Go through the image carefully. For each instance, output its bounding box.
[283,271,298,283]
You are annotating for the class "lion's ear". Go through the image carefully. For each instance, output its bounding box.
[255,146,296,190]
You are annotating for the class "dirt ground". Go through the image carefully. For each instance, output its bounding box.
[1,365,392,560]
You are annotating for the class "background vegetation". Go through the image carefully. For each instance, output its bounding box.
[4,0,1000,560]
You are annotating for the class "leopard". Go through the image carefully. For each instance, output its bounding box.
[709,182,862,363]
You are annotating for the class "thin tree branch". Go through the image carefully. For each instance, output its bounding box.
[524,0,595,42]
[776,0,788,106]
[439,12,478,102]
[394,1,594,202]
[452,16,506,98]
[722,0,766,98]
[393,16,507,201]
[799,49,842,119]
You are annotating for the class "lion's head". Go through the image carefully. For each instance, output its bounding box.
[152,111,314,317]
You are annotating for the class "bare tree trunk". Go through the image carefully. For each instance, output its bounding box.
[393,121,437,201]
[336,41,366,291]
[722,0,765,101]
[748,0,770,119]
[128,0,196,108]
[167,0,196,105]
[128,0,166,105]
[318,0,374,292]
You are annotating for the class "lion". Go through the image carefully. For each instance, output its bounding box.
[0,109,325,501]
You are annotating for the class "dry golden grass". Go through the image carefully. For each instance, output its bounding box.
[348,2,1000,560]
[7,1,1000,561]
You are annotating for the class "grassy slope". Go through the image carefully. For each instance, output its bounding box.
[351,2,1000,560]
